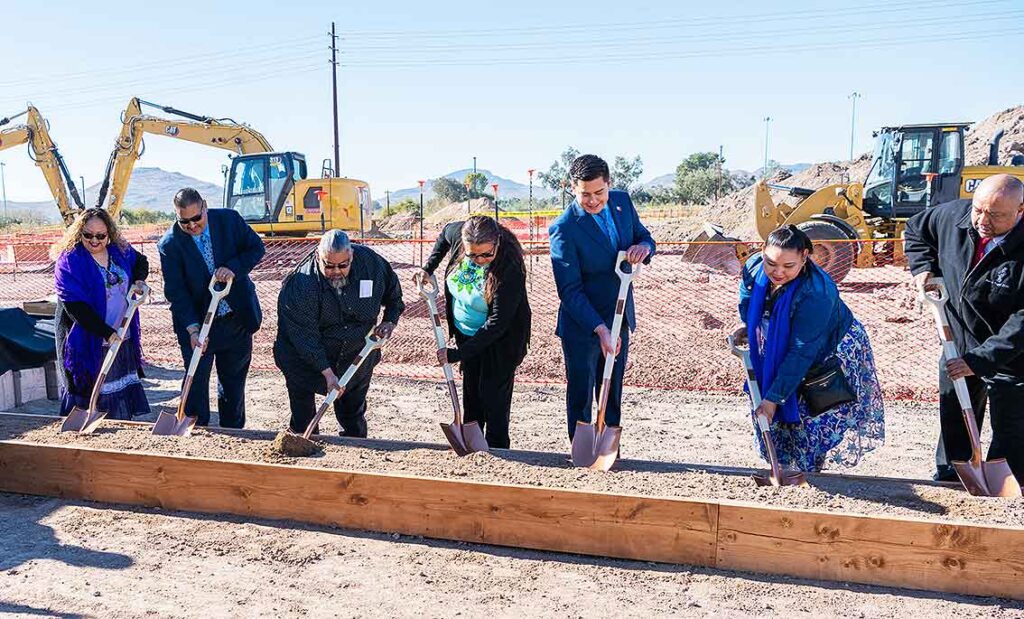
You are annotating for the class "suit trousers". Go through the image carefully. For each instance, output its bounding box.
[179,313,253,428]
[935,355,1024,483]
[561,328,630,440]
[459,343,517,449]
[286,349,380,438]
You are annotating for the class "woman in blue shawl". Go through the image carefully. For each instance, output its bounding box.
[52,208,151,420]
[735,225,884,472]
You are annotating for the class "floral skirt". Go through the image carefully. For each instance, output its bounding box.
[60,338,150,421]
[752,319,885,472]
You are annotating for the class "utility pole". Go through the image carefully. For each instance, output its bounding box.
[527,168,535,241]
[80,175,86,205]
[464,180,471,215]
[473,156,477,175]
[330,22,340,177]
[385,190,390,216]
[762,116,773,179]
[848,91,861,161]
[1,162,8,221]
[716,145,723,201]
[418,180,425,265]
[491,183,499,221]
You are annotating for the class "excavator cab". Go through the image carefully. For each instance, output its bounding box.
[226,152,307,223]
[862,124,966,219]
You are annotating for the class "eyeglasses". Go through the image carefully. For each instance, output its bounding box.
[466,250,496,259]
[82,232,108,241]
[323,261,351,271]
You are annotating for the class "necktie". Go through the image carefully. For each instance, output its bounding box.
[596,209,617,249]
[971,236,992,268]
[199,232,231,316]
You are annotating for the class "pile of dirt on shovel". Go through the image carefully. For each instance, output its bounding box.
[3,415,1023,528]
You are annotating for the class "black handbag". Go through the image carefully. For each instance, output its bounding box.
[799,357,856,417]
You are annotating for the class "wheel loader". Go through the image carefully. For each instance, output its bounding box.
[702,124,1024,281]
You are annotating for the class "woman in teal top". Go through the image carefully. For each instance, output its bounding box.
[417,216,532,448]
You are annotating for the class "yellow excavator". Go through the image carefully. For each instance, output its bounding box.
[712,124,1024,281]
[0,105,84,224]
[94,97,371,236]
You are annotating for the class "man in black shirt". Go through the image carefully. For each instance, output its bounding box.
[273,230,404,437]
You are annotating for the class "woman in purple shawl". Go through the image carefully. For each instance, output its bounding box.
[53,208,150,420]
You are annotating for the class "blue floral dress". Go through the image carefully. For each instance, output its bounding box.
[753,319,886,471]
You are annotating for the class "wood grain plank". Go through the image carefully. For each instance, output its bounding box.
[0,440,718,566]
[716,502,1024,600]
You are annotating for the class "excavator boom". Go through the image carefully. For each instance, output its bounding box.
[94,97,272,219]
[0,106,84,224]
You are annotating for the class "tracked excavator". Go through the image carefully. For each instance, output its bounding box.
[703,124,1024,281]
[0,105,84,224]
[94,97,371,236]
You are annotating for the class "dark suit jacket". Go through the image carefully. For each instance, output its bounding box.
[157,208,266,348]
[548,190,655,341]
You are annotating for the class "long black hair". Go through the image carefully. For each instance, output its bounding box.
[445,215,526,304]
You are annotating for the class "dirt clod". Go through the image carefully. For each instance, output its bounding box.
[272,432,322,457]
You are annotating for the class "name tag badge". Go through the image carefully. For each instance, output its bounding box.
[359,280,373,298]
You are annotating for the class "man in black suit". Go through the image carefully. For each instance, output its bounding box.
[157,187,266,428]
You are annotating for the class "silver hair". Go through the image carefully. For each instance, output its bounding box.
[318,229,352,257]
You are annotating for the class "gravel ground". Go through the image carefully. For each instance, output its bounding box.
[2,366,1022,617]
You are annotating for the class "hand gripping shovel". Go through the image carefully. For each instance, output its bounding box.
[728,334,808,487]
[571,251,639,471]
[61,283,151,434]
[289,329,389,449]
[416,273,488,456]
[152,275,232,437]
[919,277,1021,497]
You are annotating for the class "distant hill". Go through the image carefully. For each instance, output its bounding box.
[4,167,223,223]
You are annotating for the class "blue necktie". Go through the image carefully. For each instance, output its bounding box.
[198,231,231,316]
[595,208,617,249]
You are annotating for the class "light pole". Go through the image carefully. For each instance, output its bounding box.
[0,162,7,221]
[385,190,390,216]
[417,180,425,265]
[491,183,499,221]
[762,116,773,179]
[848,92,861,161]
[527,168,535,241]
[560,179,566,210]
[80,175,86,205]
[464,180,471,215]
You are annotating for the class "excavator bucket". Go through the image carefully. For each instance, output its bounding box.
[682,223,749,275]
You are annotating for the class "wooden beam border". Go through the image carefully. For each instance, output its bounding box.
[0,431,1022,600]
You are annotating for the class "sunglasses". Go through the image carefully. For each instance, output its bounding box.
[82,232,108,241]
[323,261,351,271]
[177,204,207,226]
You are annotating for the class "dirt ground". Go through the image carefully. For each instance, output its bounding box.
[3,366,1024,617]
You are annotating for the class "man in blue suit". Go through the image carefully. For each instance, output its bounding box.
[549,155,656,440]
[158,188,266,428]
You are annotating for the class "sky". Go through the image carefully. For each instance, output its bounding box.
[1,0,1023,203]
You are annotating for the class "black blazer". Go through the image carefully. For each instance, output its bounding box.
[423,221,531,365]
[157,208,266,348]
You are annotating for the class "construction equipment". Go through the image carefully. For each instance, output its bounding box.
[94,97,372,236]
[61,283,150,434]
[727,333,808,487]
[416,273,488,456]
[152,275,232,437]
[707,124,1024,282]
[0,105,84,224]
[280,330,388,456]
[571,251,637,471]
[920,277,1021,498]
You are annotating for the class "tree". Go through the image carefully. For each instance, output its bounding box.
[611,155,643,191]
[537,147,580,194]
[391,198,419,215]
[674,151,735,205]
[432,177,468,203]
[464,172,488,198]
[119,208,176,225]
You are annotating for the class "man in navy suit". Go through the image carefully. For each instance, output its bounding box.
[158,187,266,428]
[549,155,656,440]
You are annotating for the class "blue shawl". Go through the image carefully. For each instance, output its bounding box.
[54,243,142,392]
[745,260,804,424]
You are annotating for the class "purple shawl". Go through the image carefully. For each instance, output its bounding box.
[54,242,143,391]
